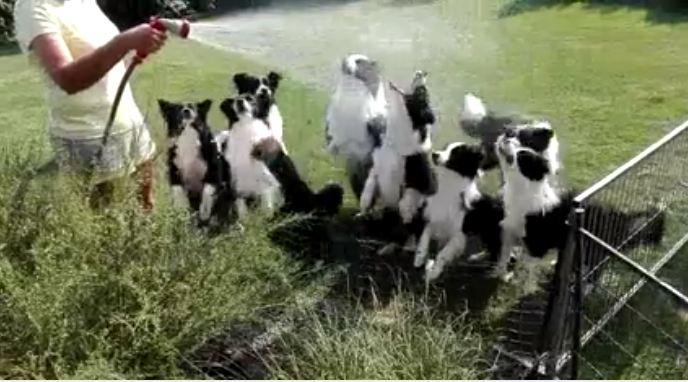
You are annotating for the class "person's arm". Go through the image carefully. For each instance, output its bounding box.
[30,24,166,95]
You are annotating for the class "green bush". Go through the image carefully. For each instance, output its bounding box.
[0,141,323,378]
[1,0,15,42]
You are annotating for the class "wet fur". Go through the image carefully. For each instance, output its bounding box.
[158,99,236,226]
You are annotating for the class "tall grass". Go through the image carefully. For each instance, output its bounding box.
[267,295,489,380]
[0,141,326,378]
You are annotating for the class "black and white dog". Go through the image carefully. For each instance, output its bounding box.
[158,99,235,225]
[325,54,388,199]
[360,70,436,216]
[494,134,665,279]
[413,142,504,282]
[232,71,286,152]
[251,136,344,216]
[219,94,281,217]
[460,93,561,175]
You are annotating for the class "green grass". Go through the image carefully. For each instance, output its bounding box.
[2,0,688,378]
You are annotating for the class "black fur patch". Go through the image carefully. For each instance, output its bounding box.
[159,99,207,137]
[232,71,281,121]
[404,152,437,195]
[516,150,550,181]
[366,116,386,149]
[158,99,236,225]
[443,144,484,179]
[404,85,435,144]
[462,195,505,262]
[220,95,257,127]
[252,138,343,216]
[517,127,553,153]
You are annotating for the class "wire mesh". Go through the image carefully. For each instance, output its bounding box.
[548,121,688,379]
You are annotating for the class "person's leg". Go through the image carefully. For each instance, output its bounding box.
[131,124,157,212]
[135,159,154,211]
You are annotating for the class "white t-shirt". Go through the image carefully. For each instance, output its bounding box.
[14,0,145,140]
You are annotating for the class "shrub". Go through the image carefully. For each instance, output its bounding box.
[1,0,15,42]
[0,141,322,378]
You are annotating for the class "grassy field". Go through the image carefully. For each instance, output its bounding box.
[1,0,688,378]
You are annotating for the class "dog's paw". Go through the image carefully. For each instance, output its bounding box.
[425,260,442,282]
[414,253,426,268]
[377,243,398,256]
[467,251,488,263]
[354,211,370,221]
[488,266,514,283]
[402,236,417,253]
[232,222,246,234]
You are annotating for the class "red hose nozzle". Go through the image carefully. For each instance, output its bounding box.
[135,17,191,63]
[149,17,191,39]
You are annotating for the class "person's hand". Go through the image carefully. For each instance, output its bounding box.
[121,23,167,58]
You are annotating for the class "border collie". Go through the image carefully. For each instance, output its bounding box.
[251,136,344,216]
[360,70,436,216]
[219,94,281,217]
[413,142,504,282]
[232,71,285,151]
[325,54,387,199]
[494,135,665,279]
[460,93,561,175]
[158,99,235,225]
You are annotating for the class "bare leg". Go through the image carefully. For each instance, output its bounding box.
[136,159,154,212]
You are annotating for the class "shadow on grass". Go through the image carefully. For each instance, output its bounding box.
[0,43,20,57]
[184,207,505,379]
[499,0,688,24]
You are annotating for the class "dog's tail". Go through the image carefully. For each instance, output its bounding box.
[460,93,493,142]
[461,93,487,122]
[314,182,344,216]
[624,205,666,248]
[586,202,666,250]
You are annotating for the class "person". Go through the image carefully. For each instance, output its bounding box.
[13,0,167,210]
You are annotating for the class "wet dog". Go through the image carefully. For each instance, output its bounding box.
[158,99,235,226]
[325,54,388,199]
[219,94,281,218]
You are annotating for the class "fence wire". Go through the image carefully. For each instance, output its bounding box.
[552,120,688,379]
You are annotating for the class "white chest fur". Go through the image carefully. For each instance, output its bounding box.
[424,171,480,244]
[174,127,207,194]
[502,173,560,238]
[224,118,280,197]
[326,77,387,160]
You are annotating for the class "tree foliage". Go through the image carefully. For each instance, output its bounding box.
[1,0,15,43]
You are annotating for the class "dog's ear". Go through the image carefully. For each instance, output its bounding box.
[158,99,173,118]
[267,71,282,92]
[219,98,234,117]
[197,99,213,120]
[516,150,550,182]
[233,73,252,94]
[518,126,554,153]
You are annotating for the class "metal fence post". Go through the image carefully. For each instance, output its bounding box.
[539,201,582,377]
[571,205,585,379]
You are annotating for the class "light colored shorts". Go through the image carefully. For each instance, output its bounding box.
[51,125,156,183]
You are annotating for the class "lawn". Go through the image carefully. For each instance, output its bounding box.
[1,0,688,378]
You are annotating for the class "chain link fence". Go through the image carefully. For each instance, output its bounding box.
[495,120,688,379]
